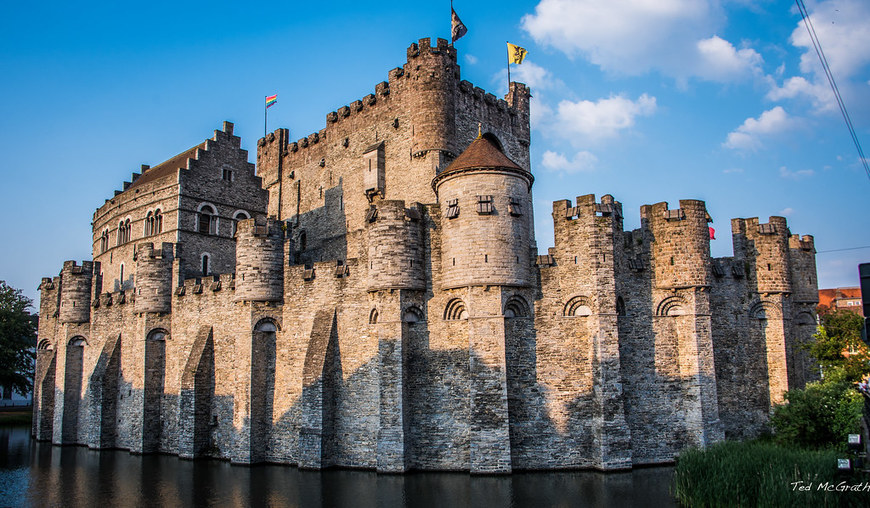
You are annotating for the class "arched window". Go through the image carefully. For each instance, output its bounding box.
[68,336,87,347]
[255,319,278,332]
[147,329,169,341]
[369,309,379,324]
[201,254,210,276]
[444,298,468,320]
[503,295,530,318]
[402,306,424,324]
[117,218,132,244]
[299,231,307,251]
[232,210,250,237]
[119,263,125,285]
[563,295,592,317]
[117,221,125,246]
[100,229,109,253]
[153,209,163,234]
[144,211,154,236]
[198,204,217,235]
[37,339,52,350]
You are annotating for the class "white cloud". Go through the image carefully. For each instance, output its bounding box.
[549,93,657,143]
[723,167,744,174]
[541,150,598,173]
[723,106,791,151]
[779,207,795,216]
[695,36,763,81]
[465,54,478,65]
[769,0,870,113]
[495,61,563,93]
[779,166,814,180]
[520,0,761,83]
[792,0,870,80]
[511,61,560,91]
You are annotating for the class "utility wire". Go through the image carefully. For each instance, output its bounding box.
[816,245,870,254]
[795,0,870,182]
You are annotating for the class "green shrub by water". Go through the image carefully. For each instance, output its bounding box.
[673,440,868,507]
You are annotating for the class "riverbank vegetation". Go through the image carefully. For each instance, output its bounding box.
[674,310,869,506]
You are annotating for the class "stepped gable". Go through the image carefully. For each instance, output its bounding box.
[127,142,205,190]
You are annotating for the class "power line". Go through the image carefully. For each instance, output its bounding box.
[816,246,870,254]
[795,0,870,182]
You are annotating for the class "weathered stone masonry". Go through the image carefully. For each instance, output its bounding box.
[34,37,818,473]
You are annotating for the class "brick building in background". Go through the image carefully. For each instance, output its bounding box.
[32,37,819,472]
[818,287,864,317]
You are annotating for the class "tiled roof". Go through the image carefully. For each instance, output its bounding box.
[127,143,204,190]
[441,135,523,174]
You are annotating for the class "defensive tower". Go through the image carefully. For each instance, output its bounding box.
[234,217,284,302]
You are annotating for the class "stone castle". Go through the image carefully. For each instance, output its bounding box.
[32,37,819,473]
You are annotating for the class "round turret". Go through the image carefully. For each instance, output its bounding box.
[58,261,93,323]
[407,38,458,159]
[235,218,284,302]
[432,134,534,288]
[366,200,425,291]
[135,242,174,313]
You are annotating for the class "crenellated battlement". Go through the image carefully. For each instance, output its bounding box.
[789,234,815,251]
[34,35,820,473]
[175,273,236,297]
[58,260,94,323]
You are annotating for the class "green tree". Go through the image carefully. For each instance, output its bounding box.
[0,281,37,394]
[807,309,868,382]
[771,308,868,449]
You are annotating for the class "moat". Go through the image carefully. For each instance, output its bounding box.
[0,424,677,507]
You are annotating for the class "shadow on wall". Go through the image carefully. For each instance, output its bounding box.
[290,179,348,267]
[37,303,726,470]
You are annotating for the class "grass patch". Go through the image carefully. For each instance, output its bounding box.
[674,440,868,507]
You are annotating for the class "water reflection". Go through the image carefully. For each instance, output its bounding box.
[0,425,676,507]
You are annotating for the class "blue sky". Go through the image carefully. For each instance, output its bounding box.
[1,0,868,304]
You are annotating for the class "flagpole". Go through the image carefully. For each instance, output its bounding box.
[506,41,511,92]
[450,0,453,47]
[264,95,268,139]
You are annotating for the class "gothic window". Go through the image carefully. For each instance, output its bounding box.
[144,211,154,236]
[198,204,217,235]
[476,195,493,215]
[445,199,459,219]
[154,209,163,234]
[100,229,109,253]
[117,219,132,245]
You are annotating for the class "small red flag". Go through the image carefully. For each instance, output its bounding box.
[709,227,716,240]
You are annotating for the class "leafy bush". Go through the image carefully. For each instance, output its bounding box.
[770,369,863,450]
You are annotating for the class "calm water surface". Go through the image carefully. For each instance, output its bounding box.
[0,424,677,507]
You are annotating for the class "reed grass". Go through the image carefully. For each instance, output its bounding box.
[673,440,868,507]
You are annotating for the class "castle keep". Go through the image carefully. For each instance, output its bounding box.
[33,38,819,473]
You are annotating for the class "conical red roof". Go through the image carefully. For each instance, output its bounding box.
[441,135,524,174]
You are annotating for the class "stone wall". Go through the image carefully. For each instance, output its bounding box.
[32,36,820,474]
